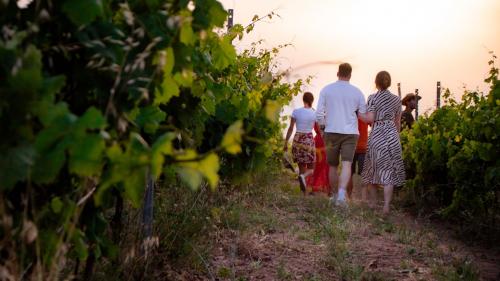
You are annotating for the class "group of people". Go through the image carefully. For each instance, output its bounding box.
[284,63,420,215]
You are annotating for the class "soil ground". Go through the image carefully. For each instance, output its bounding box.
[165,173,500,281]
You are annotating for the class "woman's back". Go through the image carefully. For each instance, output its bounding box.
[368,90,401,123]
[292,107,316,133]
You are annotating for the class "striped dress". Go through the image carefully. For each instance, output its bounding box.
[361,90,405,186]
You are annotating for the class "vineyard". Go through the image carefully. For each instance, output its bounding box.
[401,60,500,238]
[0,0,499,280]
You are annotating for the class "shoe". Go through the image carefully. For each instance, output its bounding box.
[335,190,348,207]
[336,198,348,208]
[298,174,306,193]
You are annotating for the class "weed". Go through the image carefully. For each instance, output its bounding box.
[432,257,480,281]
[406,247,417,256]
[218,266,232,278]
[277,261,292,280]
[396,225,415,244]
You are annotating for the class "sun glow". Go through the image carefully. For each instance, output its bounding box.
[221,0,500,113]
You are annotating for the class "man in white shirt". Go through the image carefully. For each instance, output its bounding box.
[316,63,367,206]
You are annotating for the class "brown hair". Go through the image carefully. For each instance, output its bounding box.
[338,63,352,78]
[303,92,314,107]
[375,71,391,90]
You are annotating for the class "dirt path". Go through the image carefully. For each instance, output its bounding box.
[192,175,500,280]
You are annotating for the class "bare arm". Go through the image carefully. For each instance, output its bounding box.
[395,112,401,132]
[358,93,375,124]
[284,117,296,151]
[316,91,326,126]
[358,111,375,125]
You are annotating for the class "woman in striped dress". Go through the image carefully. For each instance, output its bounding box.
[360,71,405,214]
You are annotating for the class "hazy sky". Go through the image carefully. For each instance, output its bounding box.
[220,0,500,115]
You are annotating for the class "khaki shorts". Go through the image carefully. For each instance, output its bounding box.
[324,133,359,166]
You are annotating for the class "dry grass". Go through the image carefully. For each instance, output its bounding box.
[93,170,500,281]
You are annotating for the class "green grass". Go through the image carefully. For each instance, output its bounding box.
[276,261,292,280]
[432,257,480,281]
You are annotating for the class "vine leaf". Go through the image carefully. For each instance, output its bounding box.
[221,120,244,154]
[151,133,176,178]
[212,36,236,70]
[0,144,35,190]
[68,134,105,177]
[62,0,104,26]
[134,106,167,134]
[176,151,220,190]
[156,48,180,104]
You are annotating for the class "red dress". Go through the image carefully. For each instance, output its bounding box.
[306,124,330,193]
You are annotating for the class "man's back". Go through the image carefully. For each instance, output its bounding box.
[316,80,366,135]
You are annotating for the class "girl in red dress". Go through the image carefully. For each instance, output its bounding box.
[307,123,330,194]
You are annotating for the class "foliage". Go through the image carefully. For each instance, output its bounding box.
[0,1,302,279]
[401,55,500,236]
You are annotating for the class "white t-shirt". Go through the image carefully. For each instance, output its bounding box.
[316,80,367,134]
[291,107,316,133]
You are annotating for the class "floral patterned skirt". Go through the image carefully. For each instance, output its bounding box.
[292,132,315,165]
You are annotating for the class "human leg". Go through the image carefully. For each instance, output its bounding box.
[367,184,377,208]
[337,134,358,203]
[299,163,314,194]
[383,184,394,214]
[329,165,339,199]
[325,133,340,198]
[357,153,367,202]
[297,163,308,193]
[346,155,357,200]
[303,163,314,178]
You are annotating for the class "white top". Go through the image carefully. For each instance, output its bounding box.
[316,80,367,134]
[291,107,316,133]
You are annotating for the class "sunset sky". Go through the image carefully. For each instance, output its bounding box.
[219,0,500,116]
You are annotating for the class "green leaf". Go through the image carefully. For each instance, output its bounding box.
[197,153,219,189]
[180,24,195,46]
[164,47,175,74]
[106,144,124,162]
[124,168,146,208]
[221,120,244,154]
[156,76,180,104]
[135,106,166,134]
[212,36,236,70]
[248,90,262,111]
[40,75,66,101]
[0,144,36,190]
[68,134,105,176]
[145,0,160,9]
[62,0,104,26]
[40,75,66,99]
[51,197,63,214]
[38,102,71,127]
[173,69,194,87]
[8,45,43,94]
[265,100,281,122]
[246,24,254,34]
[73,230,89,260]
[151,133,176,178]
[201,95,216,115]
[176,152,220,190]
[32,141,68,184]
[208,2,228,27]
[75,107,106,131]
[155,47,179,104]
[177,166,203,190]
